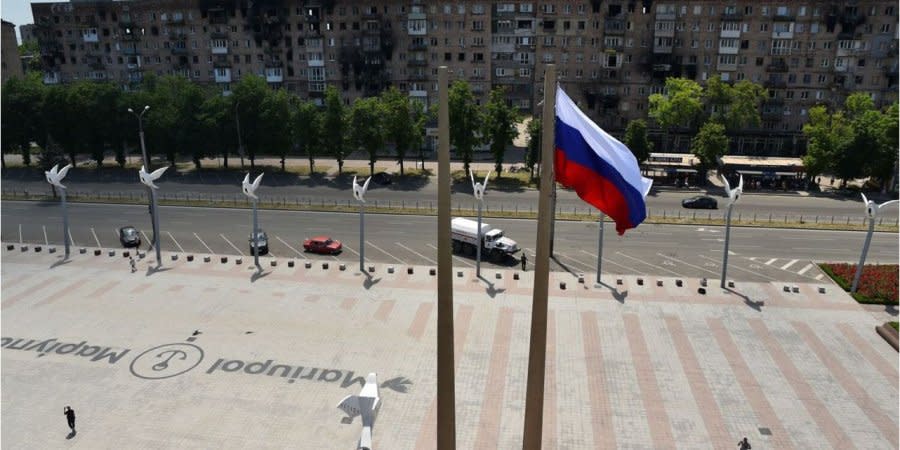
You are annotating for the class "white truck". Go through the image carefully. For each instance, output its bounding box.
[450,217,519,261]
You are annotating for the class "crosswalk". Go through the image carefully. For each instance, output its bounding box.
[749,257,825,280]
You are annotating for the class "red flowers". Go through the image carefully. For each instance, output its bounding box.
[820,263,899,305]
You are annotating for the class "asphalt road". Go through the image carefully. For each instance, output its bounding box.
[3,201,897,284]
[0,167,888,223]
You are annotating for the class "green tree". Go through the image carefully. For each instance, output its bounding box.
[196,91,235,169]
[802,105,853,182]
[292,99,321,173]
[482,86,519,176]
[1,73,45,167]
[875,102,899,191]
[703,76,765,132]
[40,84,80,166]
[232,75,269,169]
[380,87,419,175]
[524,118,541,181]
[18,40,42,72]
[259,88,293,171]
[623,119,653,165]
[689,122,728,184]
[322,85,348,174]
[843,93,888,188]
[649,77,703,151]
[348,97,386,176]
[448,80,481,175]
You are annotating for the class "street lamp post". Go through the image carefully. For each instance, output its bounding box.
[139,165,168,266]
[352,176,372,273]
[470,170,491,278]
[242,173,264,271]
[720,174,744,288]
[128,105,153,217]
[45,164,73,258]
[852,194,898,292]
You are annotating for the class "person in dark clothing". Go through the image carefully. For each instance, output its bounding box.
[520,254,527,271]
[64,406,76,433]
[738,437,751,450]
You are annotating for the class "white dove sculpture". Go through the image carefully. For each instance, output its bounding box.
[45,164,73,189]
[470,170,492,201]
[139,165,168,190]
[721,174,744,206]
[861,193,899,219]
[353,176,372,203]
[242,173,264,200]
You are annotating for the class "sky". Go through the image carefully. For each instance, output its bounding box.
[1,0,35,42]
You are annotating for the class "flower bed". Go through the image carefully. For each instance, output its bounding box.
[819,263,899,305]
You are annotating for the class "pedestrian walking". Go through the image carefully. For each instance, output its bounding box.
[64,406,76,434]
[130,256,136,273]
[737,437,751,450]
[520,253,527,271]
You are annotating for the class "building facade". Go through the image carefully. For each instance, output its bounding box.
[30,0,899,156]
[2,20,24,83]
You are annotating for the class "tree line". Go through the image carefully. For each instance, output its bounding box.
[1,74,521,177]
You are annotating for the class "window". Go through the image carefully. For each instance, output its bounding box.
[881,24,892,33]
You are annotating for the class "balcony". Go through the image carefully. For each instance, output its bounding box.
[265,67,283,83]
[654,26,675,38]
[721,11,744,21]
[604,19,625,35]
[409,72,428,81]
[209,9,228,25]
[764,79,787,88]
[43,72,60,84]
[773,14,795,22]
[172,46,188,55]
[652,63,673,72]
[720,28,741,38]
[408,42,427,51]
[766,60,789,72]
[212,45,229,55]
[170,14,185,25]
[215,69,232,83]
[82,29,99,43]
[122,47,141,56]
[772,30,794,39]
[716,62,737,71]
[210,31,229,39]
[653,43,673,54]
[407,59,427,67]
[655,11,676,21]
[718,45,739,55]
[213,60,231,69]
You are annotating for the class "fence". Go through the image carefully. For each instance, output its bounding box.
[3,188,897,228]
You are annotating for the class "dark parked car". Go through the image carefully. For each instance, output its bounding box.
[249,231,269,255]
[371,172,393,185]
[303,236,343,254]
[119,226,141,248]
[681,195,718,209]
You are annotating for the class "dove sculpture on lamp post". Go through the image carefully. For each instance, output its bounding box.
[45,164,73,258]
[242,173,264,270]
[851,193,899,292]
[139,165,168,265]
[470,170,492,278]
[353,176,372,273]
[720,174,743,288]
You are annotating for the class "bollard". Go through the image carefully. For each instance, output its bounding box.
[637,278,644,286]
[49,247,56,254]
[287,260,294,268]
[270,260,277,267]
[560,281,566,290]
[513,273,520,280]
[616,278,623,285]
[236,258,242,265]
[727,280,734,288]
[457,271,463,278]
[388,266,395,274]
[171,254,178,261]
[339,263,346,271]
[6,244,13,251]
[220,256,228,264]
[304,261,312,269]
[20,245,28,252]
[80,248,87,254]
[407,267,414,274]
[204,256,211,263]
[698,287,706,295]
[34,246,42,252]
[792,286,799,293]
[700,278,708,287]
[783,285,790,292]
[368,266,375,273]
[578,275,584,284]
[323,262,329,270]
[187,255,194,262]
[818,287,826,294]
[676,279,683,287]
[496,272,502,280]
[123,251,130,258]
[657,280,663,287]
[108,250,115,257]
[430,268,436,276]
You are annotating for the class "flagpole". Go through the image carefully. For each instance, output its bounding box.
[436,65,457,450]
[522,64,556,450]
[595,213,605,285]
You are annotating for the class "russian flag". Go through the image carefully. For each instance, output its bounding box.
[554,86,653,235]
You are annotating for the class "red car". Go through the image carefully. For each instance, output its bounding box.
[303,236,343,254]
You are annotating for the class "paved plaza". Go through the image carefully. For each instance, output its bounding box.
[1,244,897,449]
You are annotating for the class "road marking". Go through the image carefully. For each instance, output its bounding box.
[43,226,49,246]
[91,228,101,248]
[698,254,776,281]
[166,232,185,253]
[553,252,596,273]
[797,263,814,275]
[193,233,214,254]
[18,224,22,244]
[765,258,777,265]
[815,274,824,280]
[656,253,719,276]
[68,229,77,246]
[368,241,406,264]
[140,230,155,252]
[615,251,683,277]
[219,234,245,256]
[427,244,473,267]
[780,259,799,270]
[579,250,645,275]
[396,242,437,265]
[275,236,307,259]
